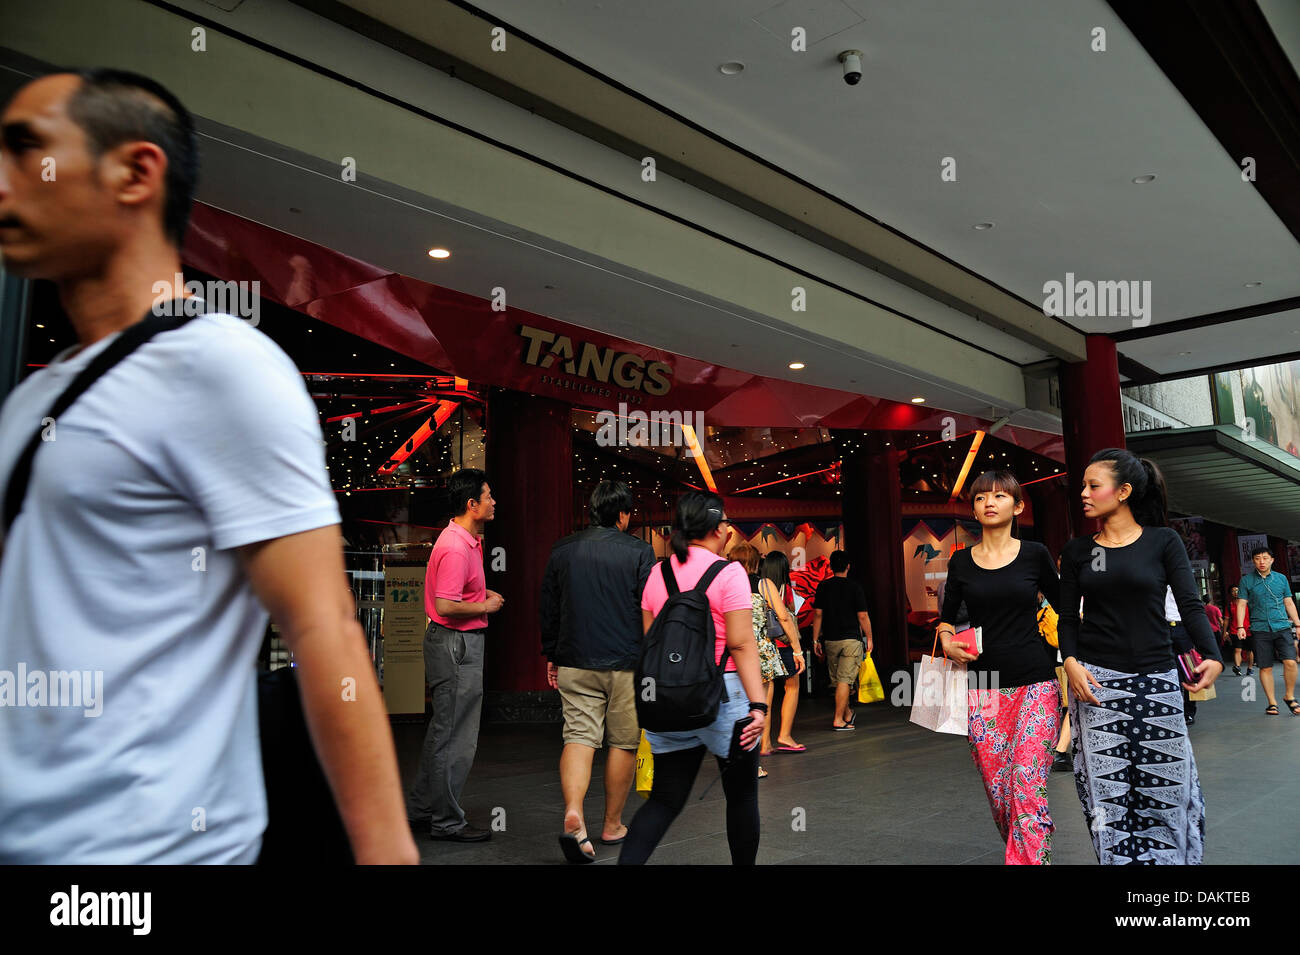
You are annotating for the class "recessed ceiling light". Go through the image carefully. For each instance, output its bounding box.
[719,62,745,75]
[1132,174,1157,184]
[972,222,994,231]
[788,362,805,370]
[428,248,451,259]
[911,397,926,404]
[1244,281,1263,288]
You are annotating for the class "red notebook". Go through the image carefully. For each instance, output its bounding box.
[951,623,983,658]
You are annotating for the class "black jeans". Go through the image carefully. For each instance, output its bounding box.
[618,743,760,865]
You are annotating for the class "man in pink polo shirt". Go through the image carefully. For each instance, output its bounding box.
[407,468,504,842]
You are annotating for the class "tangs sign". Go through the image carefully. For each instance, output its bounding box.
[518,324,673,398]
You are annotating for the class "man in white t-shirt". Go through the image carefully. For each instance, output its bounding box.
[0,69,416,863]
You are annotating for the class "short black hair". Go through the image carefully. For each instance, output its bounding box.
[829,550,850,573]
[63,68,198,246]
[589,480,633,528]
[1250,545,1273,559]
[446,468,487,517]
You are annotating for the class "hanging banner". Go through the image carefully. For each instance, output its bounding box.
[1238,534,1270,576]
[1169,517,1208,562]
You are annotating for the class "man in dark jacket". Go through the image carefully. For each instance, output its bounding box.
[540,481,655,862]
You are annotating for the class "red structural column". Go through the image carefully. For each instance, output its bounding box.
[483,389,572,692]
[1059,334,1126,537]
[1269,535,1291,587]
[838,437,907,675]
[1025,476,1071,561]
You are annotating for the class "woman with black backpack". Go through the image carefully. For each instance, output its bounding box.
[619,492,767,864]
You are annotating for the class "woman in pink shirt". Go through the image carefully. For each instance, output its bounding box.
[619,492,767,864]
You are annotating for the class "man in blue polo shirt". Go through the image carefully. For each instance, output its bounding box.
[1235,546,1300,716]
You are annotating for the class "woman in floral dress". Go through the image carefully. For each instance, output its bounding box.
[728,542,785,779]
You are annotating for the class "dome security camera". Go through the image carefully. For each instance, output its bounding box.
[839,50,863,86]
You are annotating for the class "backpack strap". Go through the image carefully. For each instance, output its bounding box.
[694,560,732,674]
[693,559,728,594]
[2,302,200,533]
[660,558,679,596]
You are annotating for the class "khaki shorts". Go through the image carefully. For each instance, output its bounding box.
[824,638,865,685]
[557,667,640,750]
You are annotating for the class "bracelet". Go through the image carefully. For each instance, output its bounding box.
[748,702,769,714]
[792,651,805,657]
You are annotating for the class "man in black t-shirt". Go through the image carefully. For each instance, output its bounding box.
[812,551,873,730]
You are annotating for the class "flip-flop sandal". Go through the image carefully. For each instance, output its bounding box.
[758,766,768,779]
[598,833,626,846]
[558,833,596,864]
[833,723,856,731]
[1285,699,1300,716]
[777,744,807,752]
[1266,704,1279,716]
[759,749,775,757]
[845,712,857,727]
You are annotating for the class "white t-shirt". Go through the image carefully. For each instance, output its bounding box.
[0,313,340,863]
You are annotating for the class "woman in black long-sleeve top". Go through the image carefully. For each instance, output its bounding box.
[937,469,1062,865]
[1059,449,1223,865]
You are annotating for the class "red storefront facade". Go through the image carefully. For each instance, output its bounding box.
[182,203,1121,695]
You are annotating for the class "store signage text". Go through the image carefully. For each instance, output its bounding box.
[519,324,672,396]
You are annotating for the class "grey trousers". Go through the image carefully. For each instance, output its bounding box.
[406,621,485,834]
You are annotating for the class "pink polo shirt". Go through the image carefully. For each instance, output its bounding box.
[641,545,752,672]
[425,520,488,631]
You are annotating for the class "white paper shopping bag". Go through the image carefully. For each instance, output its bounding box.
[909,654,969,736]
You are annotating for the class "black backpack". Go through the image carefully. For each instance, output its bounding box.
[635,558,730,732]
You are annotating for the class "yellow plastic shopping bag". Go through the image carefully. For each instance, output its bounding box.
[857,652,885,704]
[1038,601,1059,648]
[635,730,653,799]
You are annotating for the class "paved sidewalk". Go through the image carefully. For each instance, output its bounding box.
[395,668,1299,865]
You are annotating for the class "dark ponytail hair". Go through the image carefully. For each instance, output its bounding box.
[670,491,725,561]
[1088,448,1168,527]
[759,550,792,591]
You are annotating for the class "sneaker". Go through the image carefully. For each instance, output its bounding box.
[1051,751,1072,773]
[1232,665,1241,676]
[1246,667,1254,676]
[1185,713,1195,726]
[430,824,492,843]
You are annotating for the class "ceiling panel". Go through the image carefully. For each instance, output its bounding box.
[470,0,1300,355]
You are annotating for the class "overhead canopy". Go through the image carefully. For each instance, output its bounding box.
[183,202,1065,460]
[1128,425,1300,540]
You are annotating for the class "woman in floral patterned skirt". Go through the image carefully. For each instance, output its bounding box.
[728,542,786,779]
[937,470,1063,864]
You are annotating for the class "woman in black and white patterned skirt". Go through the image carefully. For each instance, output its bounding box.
[1058,449,1223,865]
